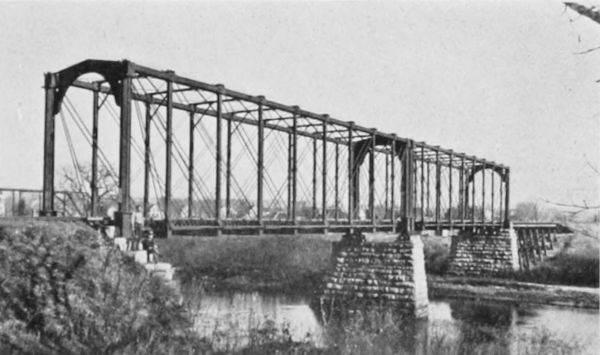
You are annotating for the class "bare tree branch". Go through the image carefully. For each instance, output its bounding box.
[565,2,600,24]
[543,199,600,210]
[584,155,600,175]
[574,45,600,54]
[60,164,119,215]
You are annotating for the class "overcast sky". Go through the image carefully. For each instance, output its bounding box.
[0,0,598,207]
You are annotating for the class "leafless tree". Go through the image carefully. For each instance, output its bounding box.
[60,164,119,216]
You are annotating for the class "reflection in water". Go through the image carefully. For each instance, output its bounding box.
[191,292,325,350]
[191,291,599,354]
[449,301,515,353]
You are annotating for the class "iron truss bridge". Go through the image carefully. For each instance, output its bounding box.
[40,59,511,237]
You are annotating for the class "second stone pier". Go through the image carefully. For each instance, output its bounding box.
[319,234,429,318]
[447,228,519,276]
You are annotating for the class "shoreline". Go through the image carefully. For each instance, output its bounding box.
[428,275,599,309]
[179,271,599,309]
[179,274,600,309]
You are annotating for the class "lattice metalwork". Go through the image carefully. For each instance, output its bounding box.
[40,59,510,237]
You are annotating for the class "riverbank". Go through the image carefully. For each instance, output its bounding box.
[159,228,599,308]
[428,275,599,309]
[181,271,599,309]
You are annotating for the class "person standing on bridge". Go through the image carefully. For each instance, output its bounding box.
[129,205,144,251]
[142,228,159,263]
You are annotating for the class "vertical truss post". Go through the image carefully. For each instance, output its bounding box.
[408,140,415,233]
[347,123,354,225]
[491,164,495,225]
[215,86,223,233]
[390,135,396,232]
[287,133,292,219]
[481,162,486,224]
[42,73,57,216]
[257,97,265,232]
[143,102,151,218]
[449,151,453,229]
[426,161,430,220]
[499,169,503,226]
[322,116,329,229]
[435,148,441,234]
[291,107,299,229]
[420,145,425,229]
[369,130,376,228]
[400,140,415,235]
[164,79,173,237]
[312,137,317,219]
[471,158,476,228]
[385,150,389,219]
[226,104,232,218]
[459,155,465,227]
[413,151,418,222]
[188,111,194,218]
[118,75,133,238]
[334,142,339,221]
[90,89,99,217]
[504,168,510,227]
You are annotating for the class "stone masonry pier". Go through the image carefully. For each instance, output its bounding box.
[319,234,429,318]
[447,229,519,276]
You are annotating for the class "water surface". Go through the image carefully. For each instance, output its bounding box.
[191,291,599,353]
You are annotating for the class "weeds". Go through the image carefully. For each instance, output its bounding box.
[511,230,599,287]
[511,251,599,287]
[197,307,585,355]
[0,220,206,355]
[158,234,336,293]
[422,236,451,275]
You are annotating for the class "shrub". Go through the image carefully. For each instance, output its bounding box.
[159,234,335,293]
[0,220,206,354]
[423,236,451,275]
[512,252,599,287]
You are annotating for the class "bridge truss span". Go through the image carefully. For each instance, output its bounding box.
[41,59,510,237]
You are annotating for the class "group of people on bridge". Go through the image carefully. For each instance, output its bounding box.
[102,205,159,263]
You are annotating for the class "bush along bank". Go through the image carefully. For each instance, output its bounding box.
[0,220,207,355]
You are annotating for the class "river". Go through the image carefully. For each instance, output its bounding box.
[189,291,599,354]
